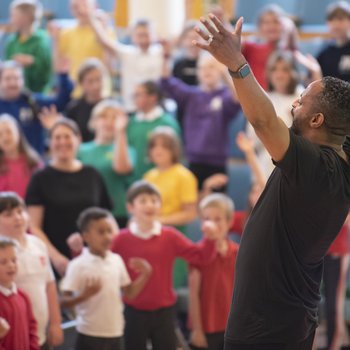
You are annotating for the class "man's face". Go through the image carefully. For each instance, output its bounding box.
[327,15,350,40]
[0,68,24,100]
[290,80,323,136]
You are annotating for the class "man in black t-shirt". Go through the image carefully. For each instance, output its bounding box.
[194,14,350,350]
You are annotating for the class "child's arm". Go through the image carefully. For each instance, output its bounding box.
[236,131,266,189]
[0,318,9,339]
[159,203,197,227]
[46,281,63,347]
[189,268,208,348]
[122,258,152,299]
[113,112,133,174]
[60,278,102,309]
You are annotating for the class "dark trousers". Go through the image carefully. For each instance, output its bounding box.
[75,333,124,350]
[124,305,177,350]
[190,331,225,350]
[40,342,51,350]
[323,255,341,347]
[224,331,315,350]
[189,162,226,191]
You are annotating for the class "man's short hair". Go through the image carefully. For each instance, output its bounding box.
[316,77,350,137]
[126,180,161,204]
[77,207,112,233]
[326,1,350,20]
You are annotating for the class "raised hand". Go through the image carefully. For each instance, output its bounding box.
[193,14,246,71]
[114,111,129,133]
[38,105,61,130]
[66,232,84,253]
[236,131,255,154]
[201,220,219,240]
[128,257,152,276]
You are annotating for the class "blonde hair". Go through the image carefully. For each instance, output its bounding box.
[148,126,181,164]
[88,99,124,131]
[199,193,234,221]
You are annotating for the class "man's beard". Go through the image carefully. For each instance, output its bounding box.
[290,121,301,135]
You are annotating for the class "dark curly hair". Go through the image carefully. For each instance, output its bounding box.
[316,76,350,137]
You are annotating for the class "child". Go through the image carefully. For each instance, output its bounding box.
[127,80,180,179]
[66,58,109,142]
[189,193,239,350]
[0,237,39,350]
[0,192,62,349]
[317,1,350,82]
[0,114,41,198]
[78,100,135,228]
[161,52,241,190]
[5,0,52,93]
[61,207,152,350]
[111,180,219,350]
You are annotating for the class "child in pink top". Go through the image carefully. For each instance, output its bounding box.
[0,114,41,198]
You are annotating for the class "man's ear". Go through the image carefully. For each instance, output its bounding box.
[310,112,325,128]
[126,203,133,215]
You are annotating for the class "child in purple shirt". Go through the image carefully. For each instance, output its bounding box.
[161,52,241,190]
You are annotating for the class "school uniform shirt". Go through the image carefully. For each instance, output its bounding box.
[61,248,131,337]
[111,225,216,311]
[327,225,349,256]
[0,284,39,350]
[189,240,239,333]
[25,165,112,258]
[14,234,55,346]
[144,163,197,217]
[225,131,350,343]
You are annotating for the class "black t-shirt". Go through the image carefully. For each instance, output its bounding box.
[25,165,112,258]
[225,131,350,343]
[65,97,96,142]
[317,41,350,82]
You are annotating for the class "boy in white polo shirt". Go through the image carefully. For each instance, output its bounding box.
[61,207,152,350]
[0,192,63,350]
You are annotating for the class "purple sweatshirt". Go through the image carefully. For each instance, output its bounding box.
[160,77,241,166]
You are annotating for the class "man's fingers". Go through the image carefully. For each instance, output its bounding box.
[234,17,244,37]
[208,13,227,34]
[194,26,211,42]
[200,17,219,37]
[192,39,210,52]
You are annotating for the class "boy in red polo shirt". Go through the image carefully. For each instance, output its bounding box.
[111,180,218,350]
[189,193,239,350]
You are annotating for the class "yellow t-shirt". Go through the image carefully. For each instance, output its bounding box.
[58,24,114,97]
[144,163,198,216]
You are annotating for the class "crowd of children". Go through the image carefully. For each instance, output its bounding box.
[0,0,349,350]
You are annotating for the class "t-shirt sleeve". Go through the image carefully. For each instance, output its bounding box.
[159,76,193,108]
[116,255,131,287]
[273,129,322,186]
[61,261,82,292]
[179,171,198,204]
[25,172,45,206]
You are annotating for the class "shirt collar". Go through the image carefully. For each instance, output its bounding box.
[135,106,164,122]
[0,283,17,296]
[82,247,112,261]
[129,221,162,240]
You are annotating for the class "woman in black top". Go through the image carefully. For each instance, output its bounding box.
[26,118,112,276]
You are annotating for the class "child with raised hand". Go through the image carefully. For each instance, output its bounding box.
[0,192,63,349]
[0,237,40,350]
[189,193,239,350]
[0,114,41,198]
[61,207,152,350]
[5,0,51,93]
[161,50,241,191]
[111,180,219,350]
[78,100,135,228]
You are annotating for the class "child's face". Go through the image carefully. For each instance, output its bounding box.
[0,68,24,100]
[268,59,293,94]
[201,206,231,240]
[181,29,201,56]
[0,206,28,238]
[10,8,32,31]
[132,25,152,51]
[127,194,161,226]
[50,125,80,163]
[81,68,103,99]
[133,85,156,111]
[149,137,174,167]
[93,108,119,141]
[0,120,20,156]
[83,217,116,256]
[258,12,283,43]
[197,57,223,90]
[327,15,350,40]
[70,0,95,21]
[0,246,17,288]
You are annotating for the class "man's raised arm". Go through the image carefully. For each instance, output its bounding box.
[194,15,290,162]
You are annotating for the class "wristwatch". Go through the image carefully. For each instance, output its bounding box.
[228,63,251,79]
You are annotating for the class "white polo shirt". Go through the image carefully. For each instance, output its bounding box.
[117,43,163,111]
[61,248,131,337]
[12,234,55,346]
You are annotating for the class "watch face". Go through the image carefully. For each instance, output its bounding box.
[240,64,250,78]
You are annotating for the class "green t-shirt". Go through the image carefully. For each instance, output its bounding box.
[78,142,136,218]
[5,29,52,93]
[127,113,181,180]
